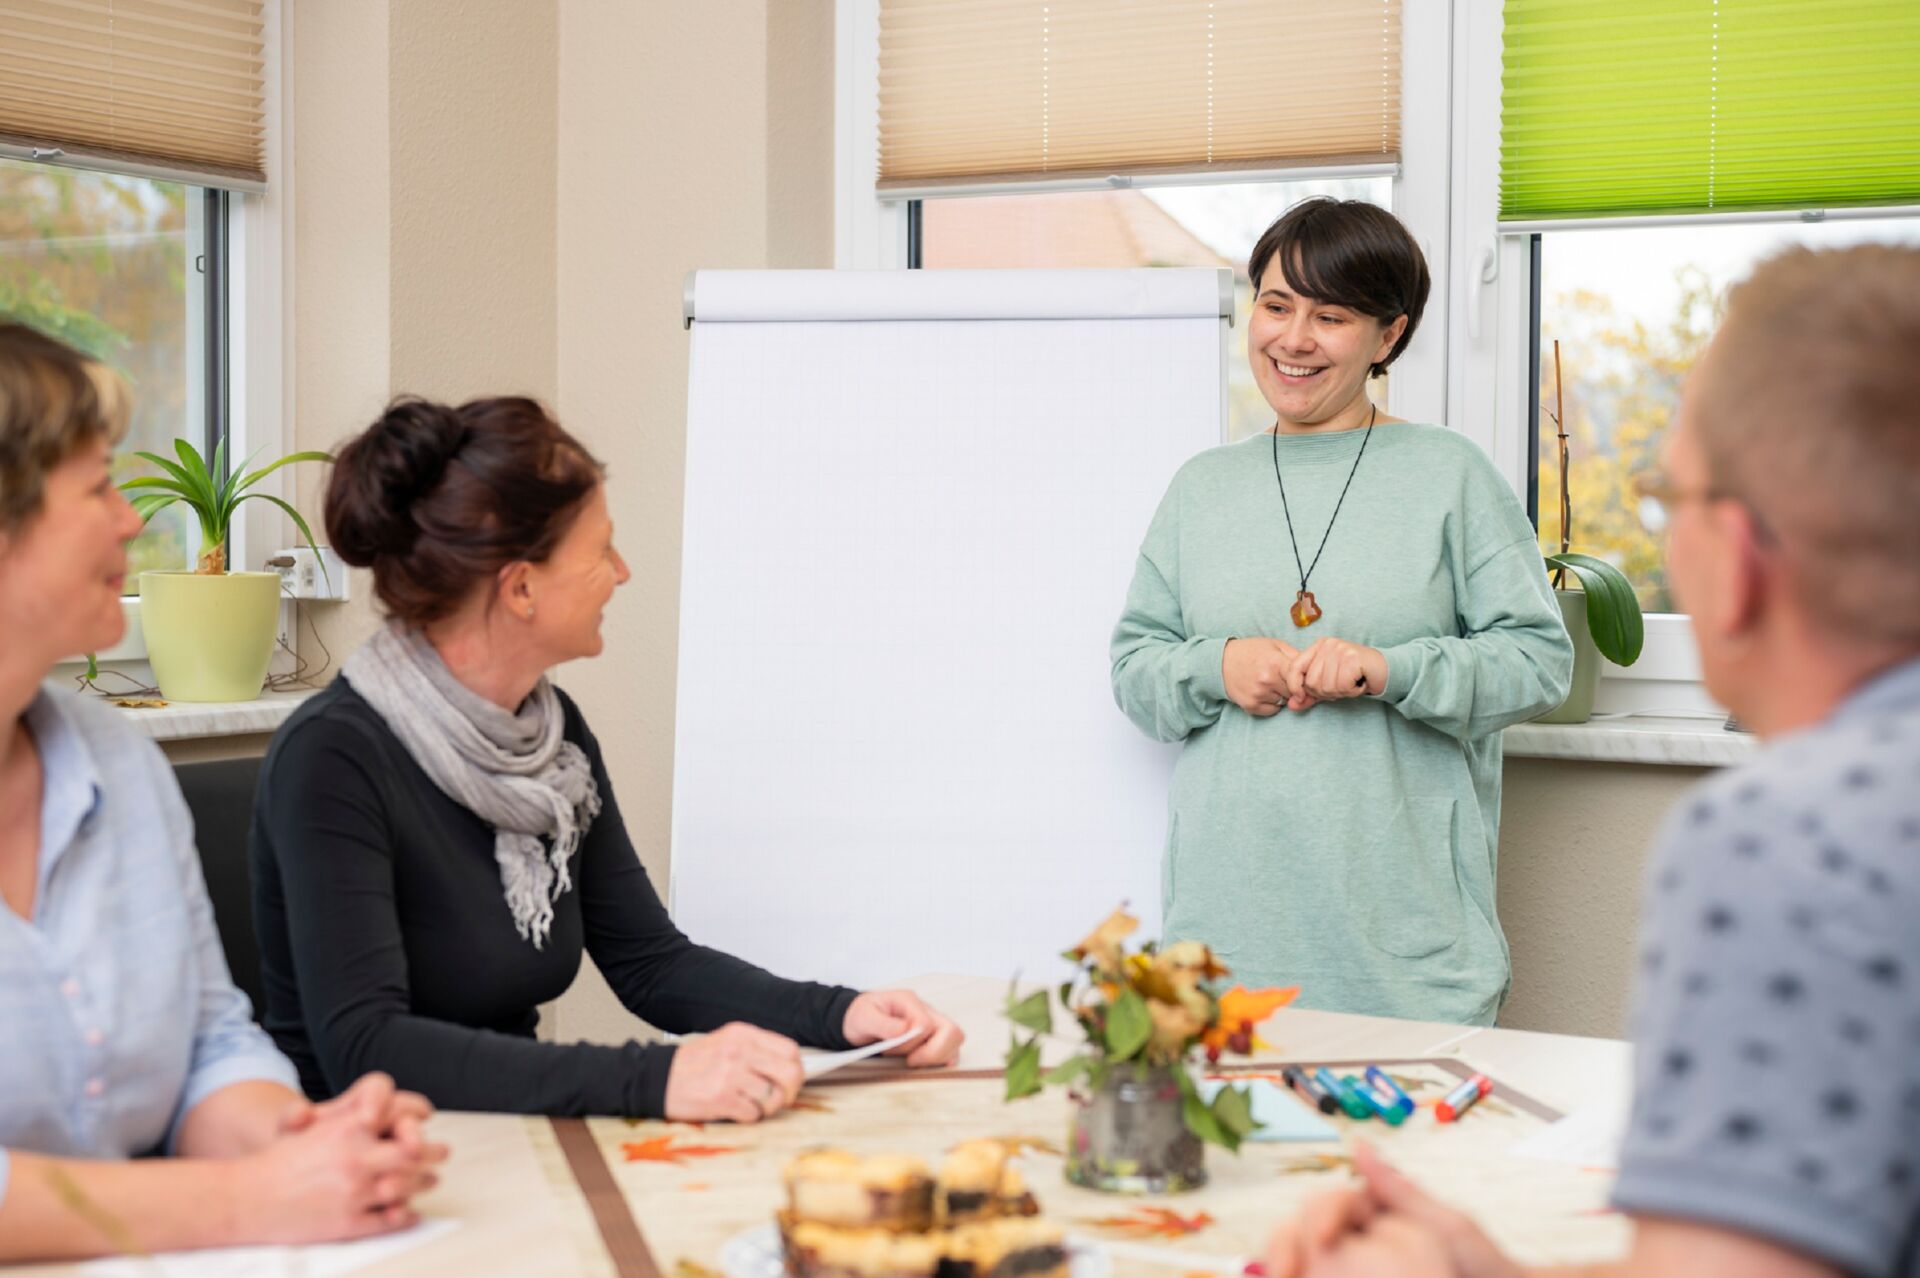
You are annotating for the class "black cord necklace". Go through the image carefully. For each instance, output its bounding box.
[1271,401,1376,628]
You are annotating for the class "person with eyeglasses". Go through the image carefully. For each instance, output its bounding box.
[1264,244,1920,1278]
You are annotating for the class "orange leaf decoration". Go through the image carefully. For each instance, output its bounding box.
[1201,985,1299,1055]
[621,1135,740,1165]
[1081,1207,1215,1239]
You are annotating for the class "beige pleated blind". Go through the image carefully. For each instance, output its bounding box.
[0,0,266,191]
[878,0,1401,194]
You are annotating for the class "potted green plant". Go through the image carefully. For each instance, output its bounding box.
[1003,908,1297,1194]
[122,439,331,702]
[1538,341,1644,723]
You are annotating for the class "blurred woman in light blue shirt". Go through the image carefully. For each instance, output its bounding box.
[0,322,446,1262]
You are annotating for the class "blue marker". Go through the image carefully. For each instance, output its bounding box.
[1313,1067,1372,1119]
[1344,1073,1406,1126]
[1365,1066,1417,1119]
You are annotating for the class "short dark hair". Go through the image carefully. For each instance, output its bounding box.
[325,395,605,627]
[1246,198,1431,378]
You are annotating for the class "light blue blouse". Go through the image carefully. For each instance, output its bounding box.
[0,685,296,1203]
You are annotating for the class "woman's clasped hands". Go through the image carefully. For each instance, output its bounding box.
[247,1073,448,1243]
[1224,636,1388,717]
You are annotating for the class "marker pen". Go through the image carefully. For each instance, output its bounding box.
[1313,1066,1372,1119]
[1282,1066,1338,1115]
[1435,1073,1493,1122]
[1364,1066,1417,1119]
[1344,1073,1406,1126]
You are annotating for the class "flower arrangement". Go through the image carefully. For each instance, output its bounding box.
[1003,907,1298,1153]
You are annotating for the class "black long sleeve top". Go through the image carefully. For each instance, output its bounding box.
[248,678,858,1116]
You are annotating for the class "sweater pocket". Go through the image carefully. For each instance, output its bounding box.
[1350,797,1464,959]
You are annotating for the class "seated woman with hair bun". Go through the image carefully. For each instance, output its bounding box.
[250,396,963,1124]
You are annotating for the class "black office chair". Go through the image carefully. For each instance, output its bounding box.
[173,755,267,1017]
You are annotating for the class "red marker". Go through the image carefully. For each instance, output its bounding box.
[1435,1073,1492,1122]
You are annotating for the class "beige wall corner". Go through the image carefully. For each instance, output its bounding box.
[1496,758,1704,1038]
[291,0,394,670]
[767,0,837,269]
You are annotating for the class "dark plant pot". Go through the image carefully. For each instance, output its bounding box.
[1064,1062,1206,1194]
[1537,589,1601,724]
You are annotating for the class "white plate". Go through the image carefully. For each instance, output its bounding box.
[719,1223,1110,1278]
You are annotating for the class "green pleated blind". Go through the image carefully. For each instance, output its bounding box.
[1501,0,1920,222]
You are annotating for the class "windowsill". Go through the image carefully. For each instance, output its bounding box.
[111,687,320,741]
[1503,713,1757,768]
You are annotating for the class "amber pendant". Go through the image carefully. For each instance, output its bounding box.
[1290,590,1322,628]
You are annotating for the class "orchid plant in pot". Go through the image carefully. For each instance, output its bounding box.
[1003,908,1298,1194]
[1538,340,1645,722]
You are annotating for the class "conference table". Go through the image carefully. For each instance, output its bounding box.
[24,974,1635,1277]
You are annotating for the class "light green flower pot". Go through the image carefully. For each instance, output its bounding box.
[1537,589,1601,724]
[139,571,282,703]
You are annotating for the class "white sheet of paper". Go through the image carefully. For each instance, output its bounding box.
[1508,1100,1628,1171]
[802,1031,918,1079]
[79,1217,458,1278]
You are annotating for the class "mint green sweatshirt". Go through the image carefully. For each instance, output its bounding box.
[1110,425,1573,1025]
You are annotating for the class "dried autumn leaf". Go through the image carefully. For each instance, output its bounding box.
[1068,907,1139,977]
[1147,997,1208,1058]
[1276,1152,1353,1175]
[621,1136,740,1165]
[1081,1207,1216,1239]
[976,1135,1065,1158]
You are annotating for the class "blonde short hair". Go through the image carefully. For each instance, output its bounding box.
[0,322,130,534]
[1692,245,1920,647]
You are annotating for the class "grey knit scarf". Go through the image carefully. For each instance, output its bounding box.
[342,621,601,949]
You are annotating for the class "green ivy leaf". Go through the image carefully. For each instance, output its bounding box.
[1004,1036,1043,1100]
[1182,1091,1237,1151]
[1211,1082,1260,1141]
[1043,1055,1090,1088]
[1005,988,1053,1035]
[1545,552,1645,666]
[1104,988,1151,1062]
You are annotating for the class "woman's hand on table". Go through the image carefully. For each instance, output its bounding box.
[232,1083,446,1245]
[1223,637,1305,716]
[1284,638,1386,710]
[843,989,964,1067]
[665,1022,805,1124]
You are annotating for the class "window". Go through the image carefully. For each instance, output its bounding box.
[0,157,227,593]
[1531,215,1920,615]
[915,176,1394,440]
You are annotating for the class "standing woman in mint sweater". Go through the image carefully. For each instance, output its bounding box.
[1111,199,1572,1025]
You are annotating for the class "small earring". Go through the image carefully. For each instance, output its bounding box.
[522,607,536,622]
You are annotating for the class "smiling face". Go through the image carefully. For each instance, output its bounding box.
[0,438,145,668]
[521,482,630,664]
[1246,256,1407,432]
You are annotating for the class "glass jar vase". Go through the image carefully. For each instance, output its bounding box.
[1064,1062,1207,1193]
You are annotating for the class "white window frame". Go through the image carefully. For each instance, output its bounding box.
[835,0,1711,715]
[59,0,295,689]
[1451,2,1711,715]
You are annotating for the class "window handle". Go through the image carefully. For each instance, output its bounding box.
[1467,242,1498,343]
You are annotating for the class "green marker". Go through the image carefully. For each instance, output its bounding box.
[1345,1073,1407,1126]
[1314,1067,1372,1119]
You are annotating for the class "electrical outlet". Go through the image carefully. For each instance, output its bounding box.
[274,546,350,601]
